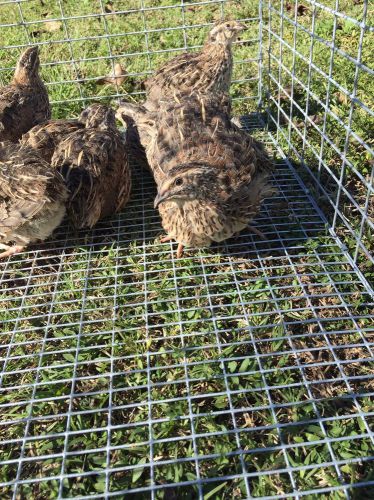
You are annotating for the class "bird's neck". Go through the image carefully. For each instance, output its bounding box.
[12,71,42,86]
[203,41,232,70]
[204,40,232,54]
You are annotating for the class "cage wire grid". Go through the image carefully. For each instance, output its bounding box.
[0,0,373,499]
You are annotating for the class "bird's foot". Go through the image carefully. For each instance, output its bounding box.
[160,235,173,243]
[159,236,184,258]
[247,225,267,240]
[0,244,24,260]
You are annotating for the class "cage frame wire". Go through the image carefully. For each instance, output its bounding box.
[0,0,373,499]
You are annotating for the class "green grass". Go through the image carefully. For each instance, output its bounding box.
[0,0,373,499]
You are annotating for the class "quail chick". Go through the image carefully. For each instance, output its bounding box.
[0,141,68,259]
[0,46,50,142]
[144,20,244,110]
[21,119,84,163]
[117,93,274,257]
[51,104,131,229]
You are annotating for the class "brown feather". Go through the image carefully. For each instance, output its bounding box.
[144,21,244,110]
[51,104,131,229]
[118,93,274,249]
[0,141,67,248]
[21,119,84,162]
[0,47,50,142]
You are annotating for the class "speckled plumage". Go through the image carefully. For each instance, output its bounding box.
[144,21,244,110]
[0,47,50,142]
[21,119,84,162]
[117,93,274,252]
[51,104,131,229]
[0,141,68,259]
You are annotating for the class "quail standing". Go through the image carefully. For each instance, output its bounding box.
[117,93,274,257]
[21,119,85,163]
[144,20,245,110]
[0,46,50,142]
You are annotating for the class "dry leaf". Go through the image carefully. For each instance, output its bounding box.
[278,85,292,101]
[43,20,62,32]
[286,3,308,16]
[104,2,116,13]
[97,63,126,86]
[310,114,322,125]
[336,91,348,105]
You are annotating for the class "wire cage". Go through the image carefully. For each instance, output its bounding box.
[0,0,373,498]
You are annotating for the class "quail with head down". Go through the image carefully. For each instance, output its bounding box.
[117,93,274,257]
[51,104,131,229]
[144,20,244,110]
[21,118,85,163]
[0,46,50,142]
[0,141,68,260]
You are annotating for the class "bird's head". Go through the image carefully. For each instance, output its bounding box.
[154,163,217,209]
[79,104,116,130]
[207,20,245,46]
[13,46,40,83]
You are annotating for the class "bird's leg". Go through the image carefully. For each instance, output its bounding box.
[176,243,184,259]
[247,225,267,240]
[160,235,174,243]
[159,236,185,258]
[0,244,24,260]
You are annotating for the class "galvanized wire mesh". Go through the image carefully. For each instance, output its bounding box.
[0,1,373,499]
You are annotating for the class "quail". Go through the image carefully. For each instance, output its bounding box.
[21,119,84,163]
[0,141,68,260]
[51,104,131,229]
[144,20,244,110]
[0,46,51,142]
[117,93,274,257]
[122,20,240,169]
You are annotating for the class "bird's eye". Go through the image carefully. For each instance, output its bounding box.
[175,177,183,186]
[226,23,230,27]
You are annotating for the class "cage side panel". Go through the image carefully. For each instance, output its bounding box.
[261,0,374,277]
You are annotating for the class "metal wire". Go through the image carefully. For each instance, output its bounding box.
[0,1,373,499]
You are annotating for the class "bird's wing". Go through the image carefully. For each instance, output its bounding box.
[21,120,84,162]
[0,85,23,131]
[0,198,47,242]
[0,158,58,241]
[52,129,122,228]
[144,51,198,90]
[0,83,50,140]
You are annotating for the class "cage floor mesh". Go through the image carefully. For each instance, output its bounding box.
[0,118,373,499]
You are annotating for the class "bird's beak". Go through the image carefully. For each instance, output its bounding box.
[235,23,246,32]
[154,191,169,209]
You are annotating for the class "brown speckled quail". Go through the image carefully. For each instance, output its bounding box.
[144,20,244,110]
[0,141,68,259]
[51,104,131,229]
[0,46,50,142]
[21,119,84,163]
[117,93,274,257]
